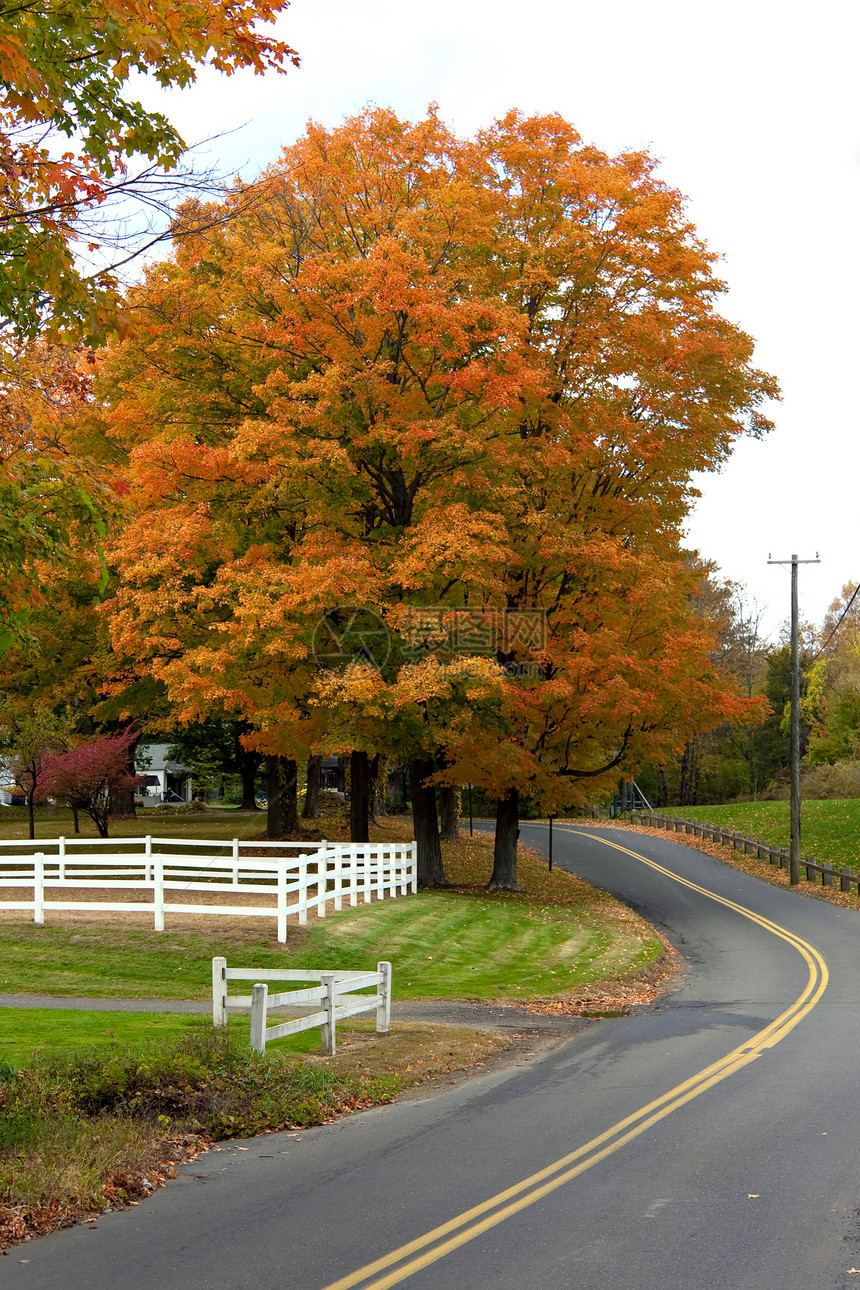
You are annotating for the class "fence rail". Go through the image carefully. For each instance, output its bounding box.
[628,811,860,896]
[212,956,392,1055]
[0,837,417,942]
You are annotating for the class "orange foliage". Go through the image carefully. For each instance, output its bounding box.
[99,107,777,793]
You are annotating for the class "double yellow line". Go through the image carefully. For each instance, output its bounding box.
[319,831,829,1290]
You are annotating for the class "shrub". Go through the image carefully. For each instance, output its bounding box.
[800,761,860,799]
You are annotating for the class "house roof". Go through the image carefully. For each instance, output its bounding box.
[136,744,192,775]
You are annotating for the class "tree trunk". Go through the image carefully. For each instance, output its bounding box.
[335,756,347,795]
[72,806,80,835]
[368,754,383,824]
[350,750,370,843]
[266,756,300,838]
[302,755,322,819]
[237,739,261,811]
[109,786,137,819]
[439,784,460,840]
[410,758,447,887]
[488,790,521,891]
[26,787,35,841]
[679,739,699,808]
[412,753,451,887]
[387,764,408,814]
[109,728,139,820]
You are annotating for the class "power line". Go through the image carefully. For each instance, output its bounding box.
[812,582,860,661]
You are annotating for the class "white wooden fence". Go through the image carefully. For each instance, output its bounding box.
[212,956,392,1056]
[0,837,417,942]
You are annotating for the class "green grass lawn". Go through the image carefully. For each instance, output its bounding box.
[0,804,266,845]
[667,799,860,872]
[0,1008,259,1064]
[0,826,662,1052]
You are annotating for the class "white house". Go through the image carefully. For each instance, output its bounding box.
[135,744,193,805]
[0,761,18,806]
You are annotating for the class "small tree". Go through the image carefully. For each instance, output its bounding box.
[38,729,142,837]
[1,704,76,839]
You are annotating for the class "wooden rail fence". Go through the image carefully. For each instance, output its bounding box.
[212,956,392,1056]
[0,837,417,942]
[627,811,860,895]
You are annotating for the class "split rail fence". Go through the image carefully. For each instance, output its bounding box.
[212,956,392,1056]
[628,811,860,896]
[0,837,417,942]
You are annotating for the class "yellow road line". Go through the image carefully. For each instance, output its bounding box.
[319,830,829,1290]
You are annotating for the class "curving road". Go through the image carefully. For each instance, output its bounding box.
[7,825,860,1290]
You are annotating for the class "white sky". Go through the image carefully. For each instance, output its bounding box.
[134,0,860,640]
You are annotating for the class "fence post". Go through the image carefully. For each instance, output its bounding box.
[377,961,392,1036]
[317,848,327,919]
[250,983,268,1054]
[388,843,397,900]
[58,835,66,882]
[348,845,359,908]
[293,851,308,923]
[362,842,373,904]
[333,848,344,912]
[821,862,833,887]
[840,867,852,893]
[320,973,336,1056]
[212,956,228,1026]
[34,852,45,925]
[153,852,164,931]
[277,858,288,943]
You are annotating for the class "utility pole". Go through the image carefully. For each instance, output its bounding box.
[767,553,820,884]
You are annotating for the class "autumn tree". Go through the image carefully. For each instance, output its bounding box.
[98,108,776,878]
[0,3,300,668]
[0,701,76,837]
[37,726,141,836]
[0,0,299,341]
[801,584,860,769]
[639,569,772,807]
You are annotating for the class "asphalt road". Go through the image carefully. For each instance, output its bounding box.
[6,824,860,1290]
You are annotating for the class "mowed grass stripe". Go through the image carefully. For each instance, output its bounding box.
[0,825,662,1004]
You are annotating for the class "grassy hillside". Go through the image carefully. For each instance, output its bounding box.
[671,799,860,872]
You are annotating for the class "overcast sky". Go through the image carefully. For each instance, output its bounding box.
[135,0,860,640]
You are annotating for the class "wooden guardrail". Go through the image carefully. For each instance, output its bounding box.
[212,956,392,1056]
[628,811,860,895]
